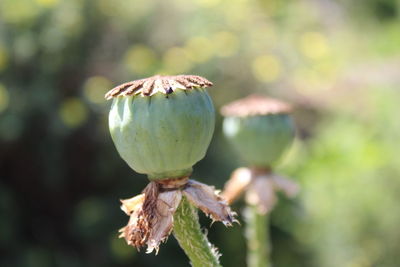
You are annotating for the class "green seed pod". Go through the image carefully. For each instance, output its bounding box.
[221,95,295,168]
[106,75,215,180]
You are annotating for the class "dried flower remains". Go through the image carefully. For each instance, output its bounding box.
[222,167,299,214]
[119,176,237,254]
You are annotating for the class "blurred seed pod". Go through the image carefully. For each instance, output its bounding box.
[221,94,295,168]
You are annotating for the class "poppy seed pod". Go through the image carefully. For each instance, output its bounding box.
[107,75,215,180]
[105,75,235,254]
[221,95,295,168]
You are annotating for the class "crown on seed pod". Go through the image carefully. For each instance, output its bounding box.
[105,74,213,99]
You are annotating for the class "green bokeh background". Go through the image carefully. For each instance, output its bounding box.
[1,0,400,266]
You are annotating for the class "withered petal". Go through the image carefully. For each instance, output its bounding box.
[120,198,147,249]
[146,191,182,254]
[120,194,145,215]
[221,167,252,204]
[183,180,237,226]
[119,178,237,254]
[246,175,277,215]
[120,182,159,250]
[271,174,300,198]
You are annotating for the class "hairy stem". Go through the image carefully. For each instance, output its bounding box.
[245,205,271,267]
[173,196,222,267]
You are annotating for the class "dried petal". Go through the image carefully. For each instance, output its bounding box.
[119,178,186,253]
[183,180,237,226]
[271,174,300,198]
[221,167,252,204]
[120,194,145,215]
[146,190,182,254]
[119,199,145,247]
[245,175,277,215]
[119,182,159,249]
[119,177,237,254]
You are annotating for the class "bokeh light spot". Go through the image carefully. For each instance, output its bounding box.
[1,0,39,24]
[162,47,192,74]
[124,45,157,75]
[185,37,214,63]
[293,68,325,94]
[300,32,329,60]
[110,235,135,262]
[252,55,282,83]
[35,0,58,8]
[83,76,112,105]
[194,0,221,8]
[222,3,250,29]
[74,198,105,233]
[97,0,121,17]
[213,31,239,58]
[59,98,88,128]
[0,84,9,113]
[249,25,277,51]
[23,247,52,267]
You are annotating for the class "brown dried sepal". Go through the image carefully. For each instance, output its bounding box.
[183,180,238,226]
[119,177,236,253]
[270,174,300,198]
[222,167,300,215]
[221,167,252,204]
[119,182,160,249]
[145,190,182,253]
[245,174,277,214]
[105,75,213,99]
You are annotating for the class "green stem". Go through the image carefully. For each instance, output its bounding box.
[245,205,271,267]
[173,196,222,267]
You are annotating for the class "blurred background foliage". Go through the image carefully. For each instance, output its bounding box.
[1,0,400,266]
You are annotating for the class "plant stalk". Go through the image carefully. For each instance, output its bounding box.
[173,196,222,267]
[245,205,271,267]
